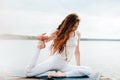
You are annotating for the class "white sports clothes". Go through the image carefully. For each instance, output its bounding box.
[25,32,92,77]
[60,31,78,62]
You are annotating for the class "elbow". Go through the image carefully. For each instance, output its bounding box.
[75,50,80,55]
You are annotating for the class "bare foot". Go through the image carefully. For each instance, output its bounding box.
[37,40,46,49]
[48,71,66,78]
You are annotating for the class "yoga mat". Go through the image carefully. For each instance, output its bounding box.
[8,70,101,80]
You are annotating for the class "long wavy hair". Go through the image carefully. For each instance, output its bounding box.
[51,13,80,55]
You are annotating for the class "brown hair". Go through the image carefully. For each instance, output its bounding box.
[51,13,80,55]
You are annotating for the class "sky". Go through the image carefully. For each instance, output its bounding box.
[0,0,120,38]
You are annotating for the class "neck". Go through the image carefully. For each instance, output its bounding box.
[69,31,75,37]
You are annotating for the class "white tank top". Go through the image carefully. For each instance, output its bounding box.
[59,32,78,62]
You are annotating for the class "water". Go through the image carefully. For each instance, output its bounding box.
[0,40,120,80]
[80,41,120,80]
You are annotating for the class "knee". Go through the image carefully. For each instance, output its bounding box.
[24,68,30,77]
[81,66,92,75]
[25,66,32,73]
[24,67,34,77]
[24,70,34,77]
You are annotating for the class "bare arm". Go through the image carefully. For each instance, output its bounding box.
[44,30,57,42]
[37,30,57,43]
[74,31,80,66]
[37,30,57,49]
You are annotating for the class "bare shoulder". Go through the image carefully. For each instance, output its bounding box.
[76,31,81,38]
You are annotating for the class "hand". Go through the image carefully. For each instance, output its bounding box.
[37,33,48,41]
[37,33,48,49]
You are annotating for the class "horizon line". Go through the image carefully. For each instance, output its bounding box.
[0,34,120,41]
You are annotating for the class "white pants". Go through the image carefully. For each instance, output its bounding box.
[25,48,92,77]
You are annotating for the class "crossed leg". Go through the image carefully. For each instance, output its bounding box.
[48,54,92,78]
[48,64,92,78]
[25,48,92,78]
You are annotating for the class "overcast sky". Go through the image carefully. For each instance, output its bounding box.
[0,0,120,38]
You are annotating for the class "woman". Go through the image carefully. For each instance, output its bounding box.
[25,13,92,78]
